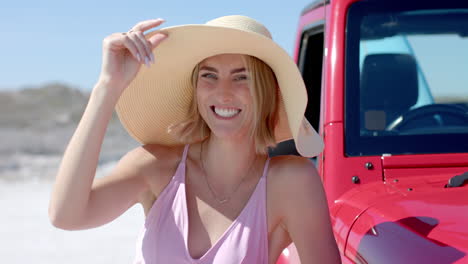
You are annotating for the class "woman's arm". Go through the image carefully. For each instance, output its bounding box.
[48,19,168,230]
[276,157,341,263]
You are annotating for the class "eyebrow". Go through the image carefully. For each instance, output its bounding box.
[199,66,246,74]
[231,67,246,74]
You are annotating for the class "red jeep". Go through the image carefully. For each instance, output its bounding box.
[275,0,468,263]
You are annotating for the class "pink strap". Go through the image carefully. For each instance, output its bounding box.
[262,158,270,178]
[181,144,190,165]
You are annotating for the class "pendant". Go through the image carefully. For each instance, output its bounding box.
[218,198,229,204]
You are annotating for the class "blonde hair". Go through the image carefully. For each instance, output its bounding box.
[171,55,279,154]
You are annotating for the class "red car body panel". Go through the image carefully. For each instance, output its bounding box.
[278,0,468,263]
[344,183,468,263]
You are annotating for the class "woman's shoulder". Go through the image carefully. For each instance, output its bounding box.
[137,143,185,164]
[267,155,321,199]
[126,144,185,191]
[267,155,329,231]
[268,155,319,179]
[120,143,185,173]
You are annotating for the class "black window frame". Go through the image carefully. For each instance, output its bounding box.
[270,22,325,157]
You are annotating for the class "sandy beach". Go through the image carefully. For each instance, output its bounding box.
[0,180,144,264]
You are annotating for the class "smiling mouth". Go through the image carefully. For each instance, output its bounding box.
[211,106,241,118]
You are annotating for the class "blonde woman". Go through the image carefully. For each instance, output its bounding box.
[49,15,340,264]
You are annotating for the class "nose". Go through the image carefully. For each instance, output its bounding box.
[215,80,234,103]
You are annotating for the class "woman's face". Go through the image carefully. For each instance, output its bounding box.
[196,54,254,141]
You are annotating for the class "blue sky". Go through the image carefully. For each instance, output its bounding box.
[0,0,311,91]
[1,1,466,98]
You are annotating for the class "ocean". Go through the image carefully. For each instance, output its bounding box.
[0,83,144,263]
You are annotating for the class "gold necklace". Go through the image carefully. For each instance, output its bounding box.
[199,141,257,204]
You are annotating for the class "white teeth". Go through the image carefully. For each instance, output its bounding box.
[214,107,240,118]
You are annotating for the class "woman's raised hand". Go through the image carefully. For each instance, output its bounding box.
[50,19,168,230]
[97,18,168,95]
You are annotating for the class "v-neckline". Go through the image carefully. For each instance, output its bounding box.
[180,159,267,262]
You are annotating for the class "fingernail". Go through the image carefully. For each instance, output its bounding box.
[145,57,151,68]
[137,53,141,62]
[150,53,155,64]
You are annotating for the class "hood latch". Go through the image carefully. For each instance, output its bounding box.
[446,171,468,188]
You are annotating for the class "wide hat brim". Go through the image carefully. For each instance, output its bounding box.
[115,18,324,157]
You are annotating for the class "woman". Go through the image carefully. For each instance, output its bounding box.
[49,15,340,263]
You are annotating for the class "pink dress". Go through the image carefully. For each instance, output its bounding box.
[132,144,270,264]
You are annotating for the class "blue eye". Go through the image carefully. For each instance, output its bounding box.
[234,75,248,81]
[201,73,217,80]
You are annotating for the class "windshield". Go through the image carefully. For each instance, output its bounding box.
[345,1,468,156]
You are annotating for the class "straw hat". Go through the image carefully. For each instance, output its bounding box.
[115,15,323,157]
